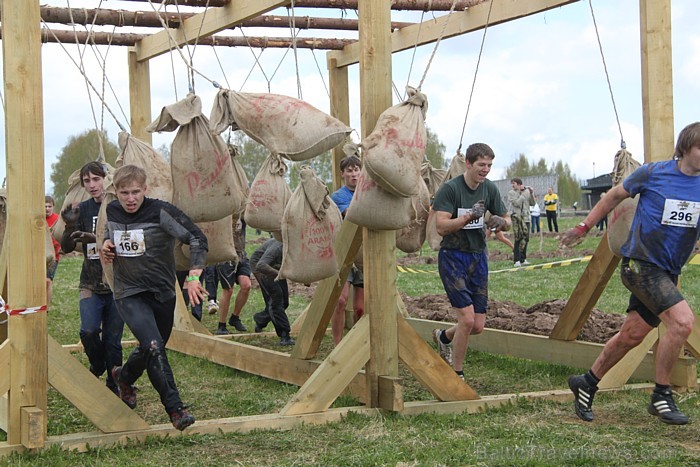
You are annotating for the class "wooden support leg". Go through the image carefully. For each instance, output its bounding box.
[550,234,620,341]
[683,319,700,360]
[48,336,149,432]
[397,316,479,401]
[291,221,362,360]
[280,316,370,416]
[598,329,659,389]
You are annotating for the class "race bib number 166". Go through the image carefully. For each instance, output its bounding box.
[661,199,700,228]
[114,229,146,257]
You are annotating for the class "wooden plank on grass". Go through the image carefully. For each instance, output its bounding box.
[409,318,696,388]
[281,316,370,415]
[20,407,44,448]
[167,329,368,399]
[550,234,620,341]
[598,329,659,389]
[398,316,479,401]
[48,336,149,432]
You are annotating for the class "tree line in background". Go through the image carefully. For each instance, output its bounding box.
[48,128,580,208]
[504,154,582,207]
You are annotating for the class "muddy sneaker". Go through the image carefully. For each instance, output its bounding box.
[208,300,219,315]
[568,374,597,422]
[648,388,689,425]
[169,407,195,431]
[513,261,522,268]
[279,335,295,346]
[432,329,453,366]
[522,260,530,265]
[228,315,248,332]
[111,366,137,409]
[214,326,230,335]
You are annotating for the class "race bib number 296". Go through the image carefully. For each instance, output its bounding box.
[661,199,700,228]
[113,229,146,257]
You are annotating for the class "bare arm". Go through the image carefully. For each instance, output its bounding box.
[434,210,474,237]
[579,184,631,229]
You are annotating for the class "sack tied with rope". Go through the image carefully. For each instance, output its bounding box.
[362,87,428,198]
[346,166,415,231]
[396,177,431,253]
[210,89,351,162]
[244,153,292,233]
[147,94,244,223]
[607,148,641,256]
[424,151,466,250]
[116,132,173,202]
[279,166,342,284]
[175,215,238,270]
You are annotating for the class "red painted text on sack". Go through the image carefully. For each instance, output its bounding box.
[184,149,229,197]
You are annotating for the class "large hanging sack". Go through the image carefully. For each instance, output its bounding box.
[421,161,447,198]
[175,215,238,270]
[425,209,442,251]
[209,88,351,162]
[607,148,641,256]
[116,132,173,202]
[244,153,291,233]
[345,166,414,230]
[362,87,428,198]
[279,167,342,283]
[228,143,250,215]
[445,151,466,181]
[396,179,430,253]
[147,94,244,223]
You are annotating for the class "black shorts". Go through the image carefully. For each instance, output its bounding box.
[216,259,251,289]
[621,257,684,328]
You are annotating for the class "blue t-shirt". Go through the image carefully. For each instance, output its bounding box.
[331,185,354,214]
[621,160,700,274]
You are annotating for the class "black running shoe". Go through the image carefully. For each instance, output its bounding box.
[169,406,195,431]
[228,316,248,332]
[648,388,689,425]
[111,366,137,409]
[568,374,597,422]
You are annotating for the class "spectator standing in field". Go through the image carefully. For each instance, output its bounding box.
[102,165,207,431]
[61,162,124,395]
[45,195,61,311]
[507,178,535,267]
[563,122,700,425]
[544,187,559,232]
[430,143,510,380]
[251,238,294,346]
[330,155,365,345]
[530,194,541,233]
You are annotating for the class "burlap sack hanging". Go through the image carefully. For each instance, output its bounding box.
[362,86,428,198]
[147,94,244,223]
[209,88,351,162]
[607,148,641,256]
[425,209,442,251]
[445,151,467,181]
[228,143,250,215]
[175,215,238,270]
[116,132,173,202]
[279,166,342,283]
[421,160,447,198]
[345,166,414,230]
[244,153,292,232]
[396,179,430,253]
[424,151,465,250]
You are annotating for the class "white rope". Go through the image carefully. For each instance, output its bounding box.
[288,1,303,100]
[212,45,232,90]
[417,0,459,90]
[310,48,330,98]
[403,10,426,100]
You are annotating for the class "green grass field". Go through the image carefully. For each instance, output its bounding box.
[3,217,700,466]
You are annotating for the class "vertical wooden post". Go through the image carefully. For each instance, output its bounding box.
[2,0,48,446]
[639,0,673,162]
[328,57,350,191]
[128,48,152,144]
[358,0,399,409]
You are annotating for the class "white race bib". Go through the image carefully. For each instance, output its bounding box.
[458,208,485,230]
[113,229,146,257]
[661,199,700,228]
[86,243,99,260]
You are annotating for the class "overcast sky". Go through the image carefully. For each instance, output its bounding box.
[1,0,698,193]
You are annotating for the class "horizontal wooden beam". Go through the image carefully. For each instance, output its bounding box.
[124,0,230,6]
[409,318,698,389]
[31,27,352,50]
[39,6,411,32]
[124,0,481,11]
[328,0,581,68]
[135,0,291,61]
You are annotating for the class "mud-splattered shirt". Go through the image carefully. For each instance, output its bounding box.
[105,197,208,301]
[621,160,700,274]
[432,176,506,253]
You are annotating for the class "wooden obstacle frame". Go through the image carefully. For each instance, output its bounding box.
[1,0,697,457]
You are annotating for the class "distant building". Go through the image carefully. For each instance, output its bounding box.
[580,173,613,209]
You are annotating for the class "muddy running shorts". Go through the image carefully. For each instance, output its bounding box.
[437,249,488,312]
[621,257,683,328]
